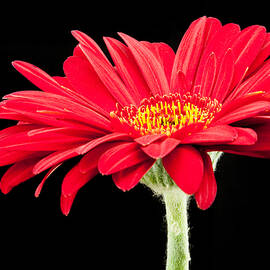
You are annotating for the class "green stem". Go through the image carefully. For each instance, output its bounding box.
[141,152,223,270]
[141,160,190,270]
[163,188,190,270]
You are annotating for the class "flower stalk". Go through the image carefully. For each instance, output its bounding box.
[141,152,222,270]
[163,187,190,270]
[141,159,190,270]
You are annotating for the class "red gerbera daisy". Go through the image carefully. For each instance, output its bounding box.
[1,16,270,216]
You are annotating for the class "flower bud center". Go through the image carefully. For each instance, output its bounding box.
[110,93,222,136]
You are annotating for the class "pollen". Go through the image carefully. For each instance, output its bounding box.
[110,93,222,136]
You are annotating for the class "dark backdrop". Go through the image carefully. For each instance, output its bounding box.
[0,1,268,269]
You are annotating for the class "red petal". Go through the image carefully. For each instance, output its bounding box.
[109,115,141,137]
[141,137,181,159]
[112,159,155,191]
[181,125,238,145]
[227,127,257,145]
[71,30,111,65]
[237,124,270,151]
[1,101,100,132]
[214,100,270,125]
[170,16,207,92]
[53,76,74,90]
[76,132,132,155]
[98,142,149,175]
[34,164,62,197]
[0,126,89,151]
[171,71,188,93]
[61,164,98,216]
[215,91,266,120]
[155,42,175,83]
[0,107,23,121]
[247,33,270,75]
[193,23,240,96]
[79,44,136,107]
[204,22,241,61]
[230,25,266,89]
[195,152,217,210]
[0,157,40,194]
[195,52,217,97]
[0,149,40,166]
[12,61,67,95]
[141,41,175,83]
[135,134,166,146]
[203,17,223,46]
[53,76,111,117]
[227,60,270,102]
[4,91,112,131]
[162,145,204,194]
[33,146,82,175]
[78,142,120,174]
[104,37,151,103]
[211,49,234,102]
[0,124,42,139]
[26,126,91,137]
[63,56,117,112]
[206,126,263,159]
[118,33,170,96]
[235,115,270,126]
[171,122,205,141]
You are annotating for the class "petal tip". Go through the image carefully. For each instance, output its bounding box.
[11,60,25,70]
[71,30,81,38]
[60,194,73,216]
[0,183,11,195]
[163,145,204,195]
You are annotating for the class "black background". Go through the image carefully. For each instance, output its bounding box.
[0,1,269,269]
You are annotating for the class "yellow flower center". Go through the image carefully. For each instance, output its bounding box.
[110,93,222,136]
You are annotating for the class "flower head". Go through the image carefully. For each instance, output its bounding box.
[1,16,270,215]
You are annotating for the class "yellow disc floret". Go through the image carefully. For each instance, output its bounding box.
[110,93,222,136]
